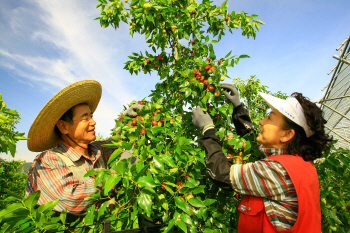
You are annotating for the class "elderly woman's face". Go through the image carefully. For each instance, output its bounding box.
[257,109,289,148]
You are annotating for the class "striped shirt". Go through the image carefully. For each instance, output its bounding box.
[230,147,298,231]
[25,139,115,215]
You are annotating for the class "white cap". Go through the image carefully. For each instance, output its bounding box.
[258,92,315,138]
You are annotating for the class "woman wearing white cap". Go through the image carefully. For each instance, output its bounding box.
[192,83,333,233]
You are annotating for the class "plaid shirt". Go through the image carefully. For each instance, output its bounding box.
[230,147,298,231]
[25,139,115,215]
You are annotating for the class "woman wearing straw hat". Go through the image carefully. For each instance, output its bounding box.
[192,84,333,232]
[25,80,142,217]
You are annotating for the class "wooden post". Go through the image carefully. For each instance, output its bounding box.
[102,220,111,233]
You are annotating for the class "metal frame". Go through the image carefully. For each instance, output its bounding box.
[317,35,350,149]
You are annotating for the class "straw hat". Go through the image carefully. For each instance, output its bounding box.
[28,80,102,152]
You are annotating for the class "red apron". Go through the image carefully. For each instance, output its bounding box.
[237,155,321,233]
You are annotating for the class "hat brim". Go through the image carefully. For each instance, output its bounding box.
[28,80,102,152]
[258,92,287,112]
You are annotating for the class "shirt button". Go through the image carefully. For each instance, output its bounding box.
[247,207,251,211]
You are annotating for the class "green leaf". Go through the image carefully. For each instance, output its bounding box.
[161,154,177,167]
[229,104,234,115]
[108,148,123,164]
[84,169,97,177]
[116,159,128,175]
[192,185,206,194]
[97,201,108,221]
[188,197,206,207]
[175,219,187,233]
[138,176,158,188]
[137,192,152,216]
[60,208,67,225]
[24,190,40,209]
[37,199,59,214]
[122,141,132,150]
[175,197,192,216]
[104,175,121,196]
[153,156,164,170]
[84,204,96,225]
[0,203,24,219]
[204,199,216,206]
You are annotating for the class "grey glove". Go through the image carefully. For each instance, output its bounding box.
[221,83,241,107]
[192,106,215,135]
[124,104,145,117]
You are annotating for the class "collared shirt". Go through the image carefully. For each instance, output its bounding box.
[230,147,298,231]
[25,139,115,215]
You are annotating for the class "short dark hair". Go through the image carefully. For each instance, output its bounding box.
[54,103,88,137]
[281,93,333,161]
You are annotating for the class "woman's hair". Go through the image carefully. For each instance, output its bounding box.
[282,92,333,161]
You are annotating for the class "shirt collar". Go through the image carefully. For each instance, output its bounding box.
[258,144,288,157]
[57,140,99,162]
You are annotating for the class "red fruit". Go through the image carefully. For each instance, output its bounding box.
[200,77,205,82]
[177,181,182,185]
[158,121,162,126]
[193,69,198,74]
[191,40,195,44]
[198,66,202,70]
[161,186,165,189]
[163,81,166,85]
[208,85,214,91]
[192,10,196,14]
[161,119,165,123]
[218,60,222,65]
[261,107,265,110]
[141,128,147,134]
[228,14,231,17]
[243,160,247,164]
[152,120,158,126]
[191,54,194,57]
[238,151,243,156]
[225,17,229,21]
[197,72,201,76]
[185,175,190,178]
[141,64,144,67]
[203,80,209,85]
[173,27,177,31]
[153,112,158,116]
[207,57,211,61]
[167,27,172,31]
[227,153,232,158]
[235,193,240,200]
[146,59,150,63]
[138,101,143,104]
[205,66,210,70]
[170,119,174,124]
[174,41,177,44]
[157,109,161,113]
[215,91,220,96]
[215,115,220,120]
[132,120,137,125]
[243,142,246,149]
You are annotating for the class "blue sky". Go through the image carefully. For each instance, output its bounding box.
[0,0,349,162]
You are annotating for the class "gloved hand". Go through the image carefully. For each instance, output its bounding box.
[221,83,241,107]
[124,104,145,117]
[192,106,215,135]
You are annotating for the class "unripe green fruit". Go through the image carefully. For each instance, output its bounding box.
[150,42,153,46]
[220,75,225,81]
[124,11,128,16]
[143,3,152,10]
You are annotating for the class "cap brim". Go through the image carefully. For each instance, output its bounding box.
[28,80,102,152]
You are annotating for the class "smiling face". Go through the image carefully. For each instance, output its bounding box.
[257,109,295,148]
[64,104,96,144]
